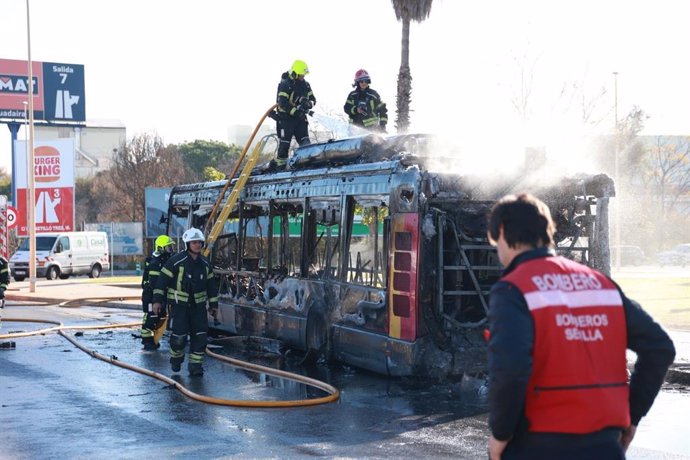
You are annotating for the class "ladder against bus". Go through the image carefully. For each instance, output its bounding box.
[204,134,275,257]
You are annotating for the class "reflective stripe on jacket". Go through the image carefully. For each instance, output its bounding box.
[343,87,387,127]
[501,255,630,434]
[276,71,316,118]
[141,252,169,302]
[153,252,219,309]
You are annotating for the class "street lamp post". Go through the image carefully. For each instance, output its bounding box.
[613,71,621,271]
[26,0,37,292]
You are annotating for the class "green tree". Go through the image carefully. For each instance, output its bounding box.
[174,140,241,181]
[0,166,11,198]
[391,0,433,133]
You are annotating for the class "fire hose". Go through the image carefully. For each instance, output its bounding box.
[0,298,340,408]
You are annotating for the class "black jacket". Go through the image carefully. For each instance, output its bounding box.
[141,251,172,304]
[488,247,675,441]
[343,87,387,129]
[276,72,316,119]
[153,251,219,310]
[0,256,9,292]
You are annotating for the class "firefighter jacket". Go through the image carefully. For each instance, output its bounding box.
[488,248,675,441]
[0,256,9,293]
[343,87,388,129]
[152,251,219,312]
[141,251,172,304]
[276,72,316,120]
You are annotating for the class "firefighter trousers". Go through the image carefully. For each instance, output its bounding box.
[276,116,310,159]
[168,302,208,366]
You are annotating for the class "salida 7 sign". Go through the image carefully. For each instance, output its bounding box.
[14,139,75,236]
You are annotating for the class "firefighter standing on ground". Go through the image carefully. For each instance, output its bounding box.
[486,193,675,460]
[140,235,175,350]
[152,228,218,376]
[0,255,9,305]
[343,69,387,132]
[274,59,316,168]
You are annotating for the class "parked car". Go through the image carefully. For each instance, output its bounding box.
[611,245,646,266]
[657,243,690,267]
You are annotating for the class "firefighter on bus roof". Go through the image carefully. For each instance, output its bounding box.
[344,69,387,132]
[140,235,175,351]
[152,228,218,376]
[274,59,316,169]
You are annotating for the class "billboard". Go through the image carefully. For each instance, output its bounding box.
[145,187,188,239]
[0,58,86,122]
[85,222,144,256]
[13,139,75,236]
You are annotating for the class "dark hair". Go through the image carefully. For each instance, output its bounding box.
[487,193,555,249]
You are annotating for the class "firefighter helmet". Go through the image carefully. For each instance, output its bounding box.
[182,228,205,244]
[354,69,370,82]
[154,235,175,253]
[291,59,309,76]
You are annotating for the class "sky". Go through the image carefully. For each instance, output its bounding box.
[2,0,690,175]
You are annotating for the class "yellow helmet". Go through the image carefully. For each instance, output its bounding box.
[154,235,175,253]
[291,59,309,76]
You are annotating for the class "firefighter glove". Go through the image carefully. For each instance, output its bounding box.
[0,288,4,299]
[298,97,313,110]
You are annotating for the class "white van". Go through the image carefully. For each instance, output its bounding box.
[10,231,110,281]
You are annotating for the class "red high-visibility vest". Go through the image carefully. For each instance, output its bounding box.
[501,255,630,433]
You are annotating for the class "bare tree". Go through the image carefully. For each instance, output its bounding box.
[646,136,690,217]
[509,49,537,123]
[108,133,191,222]
[391,0,433,133]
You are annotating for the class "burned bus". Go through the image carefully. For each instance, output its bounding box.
[165,133,614,379]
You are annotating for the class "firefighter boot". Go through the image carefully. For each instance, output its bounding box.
[170,356,183,373]
[274,157,287,171]
[142,337,159,351]
[188,363,204,377]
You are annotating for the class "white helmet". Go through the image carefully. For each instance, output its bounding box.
[182,228,205,244]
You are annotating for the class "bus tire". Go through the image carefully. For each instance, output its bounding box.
[305,309,331,363]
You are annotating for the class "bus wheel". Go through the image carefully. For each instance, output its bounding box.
[305,310,331,363]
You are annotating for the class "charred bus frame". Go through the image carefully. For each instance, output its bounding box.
[166,134,614,379]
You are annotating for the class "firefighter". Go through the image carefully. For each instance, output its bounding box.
[486,193,675,460]
[274,59,316,169]
[140,234,175,351]
[0,254,9,303]
[152,228,218,376]
[343,69,388,132]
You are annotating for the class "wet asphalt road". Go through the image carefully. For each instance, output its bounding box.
[1,303,689,459]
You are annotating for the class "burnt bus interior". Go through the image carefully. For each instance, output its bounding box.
[167,133,614,377]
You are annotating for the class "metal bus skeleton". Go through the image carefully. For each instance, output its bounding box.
[165,133,614,379]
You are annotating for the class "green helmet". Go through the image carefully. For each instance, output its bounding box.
[154,235,175,253]
[291,59,309,76]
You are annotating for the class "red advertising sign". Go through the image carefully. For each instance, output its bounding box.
[13,139,75,236]
[0,58,85,122]
[0,59,44,118]
[15,187,74,236]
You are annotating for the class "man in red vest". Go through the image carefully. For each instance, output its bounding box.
[486,193,675,460]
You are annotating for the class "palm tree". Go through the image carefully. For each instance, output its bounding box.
[391,0,433,133]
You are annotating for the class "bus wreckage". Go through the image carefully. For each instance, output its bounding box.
[166,133,614,379]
